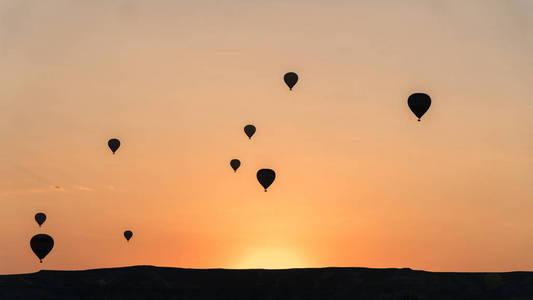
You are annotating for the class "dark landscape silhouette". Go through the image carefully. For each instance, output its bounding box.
[2,266,532,299]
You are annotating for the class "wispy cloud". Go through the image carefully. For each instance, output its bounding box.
[0,185,64,196]
[74,185,94,192]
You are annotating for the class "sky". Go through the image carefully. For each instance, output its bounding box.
[0,0,532,274]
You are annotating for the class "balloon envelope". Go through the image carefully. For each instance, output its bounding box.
[34,213,46,227]
[244,125,256,139]
[408,93,431,121]
[108,138,121,154]
[124,230,133,242]
[30,234,54,263]
[230,159,241,172]
[284,72,298,90]
[257,169,276,192]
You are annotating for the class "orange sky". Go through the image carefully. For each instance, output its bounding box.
[0,0,532,274]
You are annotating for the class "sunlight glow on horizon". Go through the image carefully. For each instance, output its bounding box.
[234,247,309,270]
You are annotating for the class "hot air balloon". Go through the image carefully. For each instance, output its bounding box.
[30,234,54,263]
[124,230,133,242]
[257,169,276,192]
[108,138,121,154]
[284,72,298,90]
[244,125,256,139]
[230,159,241,172]
[408,93,431,121]
[34,213,46,227]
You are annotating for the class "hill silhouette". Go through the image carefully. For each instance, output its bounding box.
[1,266,532,299]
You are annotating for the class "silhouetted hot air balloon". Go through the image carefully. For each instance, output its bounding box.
[124,230,133,242]
[408,93,431,121]
[284,72,298,90]
[257,169,276,192]
[244,125,256,139]
[108,138,121,154]
[230,159,241,172]
[30,234,54,263]
[34,213,46,227]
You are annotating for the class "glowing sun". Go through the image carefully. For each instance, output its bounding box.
[235,247,308,269]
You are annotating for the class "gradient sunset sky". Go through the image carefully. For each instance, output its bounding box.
[1,0,532,274]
